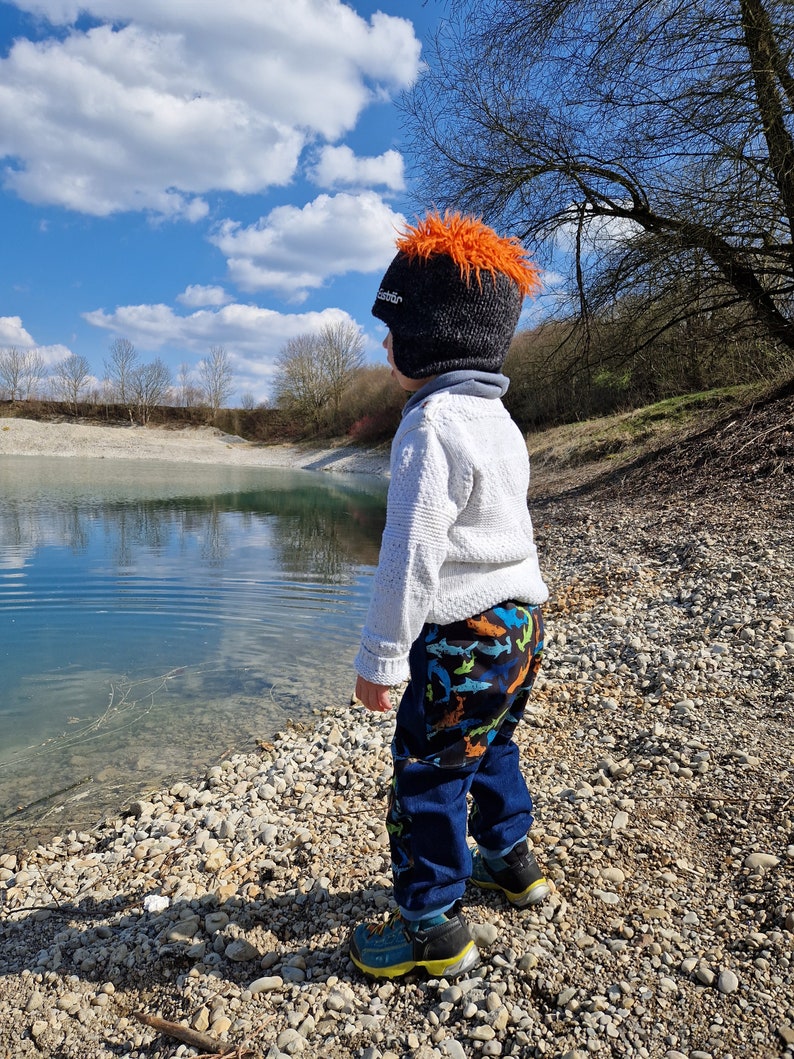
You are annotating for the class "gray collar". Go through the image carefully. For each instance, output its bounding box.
[402,370,509,417]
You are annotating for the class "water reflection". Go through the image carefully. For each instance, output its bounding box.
[1,459,385,574]
[0,455,387,844]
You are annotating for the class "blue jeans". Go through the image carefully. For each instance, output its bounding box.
[386,601,544,917]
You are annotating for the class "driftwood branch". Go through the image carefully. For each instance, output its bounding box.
[132,1011,231,1054]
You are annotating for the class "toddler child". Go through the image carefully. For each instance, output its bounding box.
[350,212,550,979]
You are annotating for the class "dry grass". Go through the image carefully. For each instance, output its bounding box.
[526,381,781,498]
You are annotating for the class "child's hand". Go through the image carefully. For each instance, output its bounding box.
[355,675,393,713]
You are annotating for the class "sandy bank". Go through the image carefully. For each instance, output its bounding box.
[0,417,390,476]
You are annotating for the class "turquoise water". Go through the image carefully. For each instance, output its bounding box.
[0,455,387,843]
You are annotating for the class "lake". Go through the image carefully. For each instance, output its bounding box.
[0,455,387,846]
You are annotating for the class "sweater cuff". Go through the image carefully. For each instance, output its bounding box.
[354,642,410,687]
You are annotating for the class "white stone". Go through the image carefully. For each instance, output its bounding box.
[468,1024,495,1041]
[471,922,498,946]
[594,889,620,905]
[744,852,780,870]
[601,866,625,885]
[142,894,170,913]
[203,848,228,872]
[717,969,739,994]
[695,965,715,986]
[248,976,283,994]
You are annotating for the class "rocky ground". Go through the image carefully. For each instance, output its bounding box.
[0,384,792,1059]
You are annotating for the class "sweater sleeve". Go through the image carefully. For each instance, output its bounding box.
[354,420,462,685]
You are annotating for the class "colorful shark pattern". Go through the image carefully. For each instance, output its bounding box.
[420,601,544,769]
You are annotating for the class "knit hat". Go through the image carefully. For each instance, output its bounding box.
[372,212,541,379]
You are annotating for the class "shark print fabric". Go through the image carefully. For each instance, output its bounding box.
[418,601,543,768]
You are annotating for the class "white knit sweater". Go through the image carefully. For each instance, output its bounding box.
[354,385,549,686]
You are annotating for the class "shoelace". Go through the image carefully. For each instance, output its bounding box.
[367,908,406,937]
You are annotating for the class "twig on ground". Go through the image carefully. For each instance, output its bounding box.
[131,1011,235,1054]
[727,416,794,460]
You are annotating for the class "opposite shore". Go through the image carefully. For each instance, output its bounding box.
[0,416,392,477]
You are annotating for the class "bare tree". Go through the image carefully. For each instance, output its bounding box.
[197,345,234,415]
[104,338,139,405]
[272,323,364,432]
[26,350,48,399]
[129,358,172,424]
[405,0,794,374]
[316,322,366,420]
[0,347,48,400]
[52,354,92,410]
[0,347,25,400]
[273,333,328,429]
[176,361,205,408]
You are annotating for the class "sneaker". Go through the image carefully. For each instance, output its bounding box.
[470,840,551,907]
[349,904,480,980]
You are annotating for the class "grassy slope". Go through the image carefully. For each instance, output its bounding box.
[526,382,766,496]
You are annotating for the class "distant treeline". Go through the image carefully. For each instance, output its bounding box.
[3,305,792,445]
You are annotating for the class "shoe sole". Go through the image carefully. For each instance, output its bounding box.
[350,940,480,980]
[471,874,551,908]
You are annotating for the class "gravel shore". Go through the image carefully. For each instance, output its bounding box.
[1,406,792,1059]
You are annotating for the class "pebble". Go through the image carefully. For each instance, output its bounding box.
[224,938,259,962]
[166,917,200,942]
[717,969,740,995]
[594,889,620,905]
[0,485,791,1059]
[744,852,780,870]
[696,965,716,987]
[471,922,498,947]
[600,866,625,885]
[249,976,283,994]
[205,911,230,934]
[468,1025,496,1041]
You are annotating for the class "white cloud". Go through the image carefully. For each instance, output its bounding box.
[311,145,405,192]
[210,191,403,299]
[37,344,76,366]
[83,299,360,400]
[177,285,232,308]
[0,3,422,217]
[540,270,566,289]
[555,204,644,255]
[0,316,36,347]
[83,300,354,361]
[0,318,75,365]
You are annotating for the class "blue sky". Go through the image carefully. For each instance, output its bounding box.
[0,0,456,404]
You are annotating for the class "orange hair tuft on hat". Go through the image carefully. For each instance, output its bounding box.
[373,209,541,378]
[396,211,541,297]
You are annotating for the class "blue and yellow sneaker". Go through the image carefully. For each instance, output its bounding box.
[349,904,479,979]
[470,840,551,908]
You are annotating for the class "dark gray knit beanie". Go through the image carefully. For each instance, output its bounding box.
[372,212,541,379]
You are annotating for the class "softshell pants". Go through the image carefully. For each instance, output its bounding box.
[386,600,544,917]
